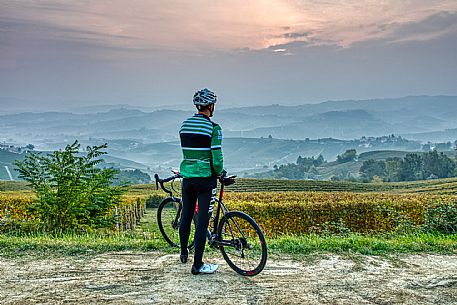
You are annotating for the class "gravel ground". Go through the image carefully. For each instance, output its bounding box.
[0,252,456,304]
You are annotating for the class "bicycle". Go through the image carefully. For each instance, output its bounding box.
[154,170,268,276]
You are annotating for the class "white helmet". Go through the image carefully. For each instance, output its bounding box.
[193,88,217,106]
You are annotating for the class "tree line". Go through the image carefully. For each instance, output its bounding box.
[359,150,457,182]
[268,155,325,179]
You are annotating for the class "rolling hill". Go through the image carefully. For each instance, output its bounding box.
[1,95,456,179]
[231,110,395,139]
[1,96,457,152]
[249,149,457,180]
[3,176,457,195]
[0,149,149,181]
[113,137,424,177]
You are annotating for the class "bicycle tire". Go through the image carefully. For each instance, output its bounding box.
[157,197,195,249]
[217,211,267,276]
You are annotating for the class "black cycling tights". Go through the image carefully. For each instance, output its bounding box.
[179,177,217,269]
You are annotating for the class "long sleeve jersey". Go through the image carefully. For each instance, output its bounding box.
[179,113,224,178]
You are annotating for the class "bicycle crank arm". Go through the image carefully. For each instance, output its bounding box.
[213,239,237,248]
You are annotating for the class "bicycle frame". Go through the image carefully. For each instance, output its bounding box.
[211,182,225,236]
[208,183,247,249]
[156,172,243,248]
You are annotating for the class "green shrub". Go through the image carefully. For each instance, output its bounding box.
[318,218,352,236]
[422,202,457,234]
[145,194,166,208]
[14,141,125,233]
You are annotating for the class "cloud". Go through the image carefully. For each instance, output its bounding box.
[386,11,457,42]
[0,17,136,42]
[283,31,311,39]
[1,0,304,52]
[351,11,457,47]
[2,0,457,54]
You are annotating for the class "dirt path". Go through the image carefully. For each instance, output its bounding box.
[0,252,456,305]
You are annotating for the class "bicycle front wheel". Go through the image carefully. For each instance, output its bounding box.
[217,211,267,276]
[157,197,195,249]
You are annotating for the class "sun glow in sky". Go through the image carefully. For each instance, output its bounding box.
[1,0,457,108]
[5,0,457,51]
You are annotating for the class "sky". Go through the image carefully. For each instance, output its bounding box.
[1,0,457,110]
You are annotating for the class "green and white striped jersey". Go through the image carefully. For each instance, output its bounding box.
[179,114,223,178]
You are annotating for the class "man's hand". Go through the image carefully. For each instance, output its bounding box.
[219,171,236,186]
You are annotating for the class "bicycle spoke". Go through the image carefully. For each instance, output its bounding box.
[219,212,266,275]
[158,199,195,248]
[162,204,180,244]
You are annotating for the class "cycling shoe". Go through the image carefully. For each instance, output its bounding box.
[191,263,219,275]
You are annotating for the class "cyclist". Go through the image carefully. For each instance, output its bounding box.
[179,88,224,275]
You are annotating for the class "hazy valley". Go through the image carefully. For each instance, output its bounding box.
[1,95,457,179]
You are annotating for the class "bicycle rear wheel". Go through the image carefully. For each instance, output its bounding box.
[217,211,267,276]
[157,198,195,249]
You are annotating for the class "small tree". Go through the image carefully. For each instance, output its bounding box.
[315,154,325,166]
[115,169,151,185]
[337,149,357,163]
[385,157,402,182]
[359,159,386,181]
[15,140,125,233]
[273,163,306,179]
[399,153,423,181]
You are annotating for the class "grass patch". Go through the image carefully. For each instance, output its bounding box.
[267,233,457,255]
[0,181,31,192]
[0,233,172,258]
[0,232,456,258]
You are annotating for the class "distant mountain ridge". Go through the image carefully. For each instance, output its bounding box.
[222,96,457,119]
[1,95,456,156]
[225,110,394,139]
[220,96,457,140]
